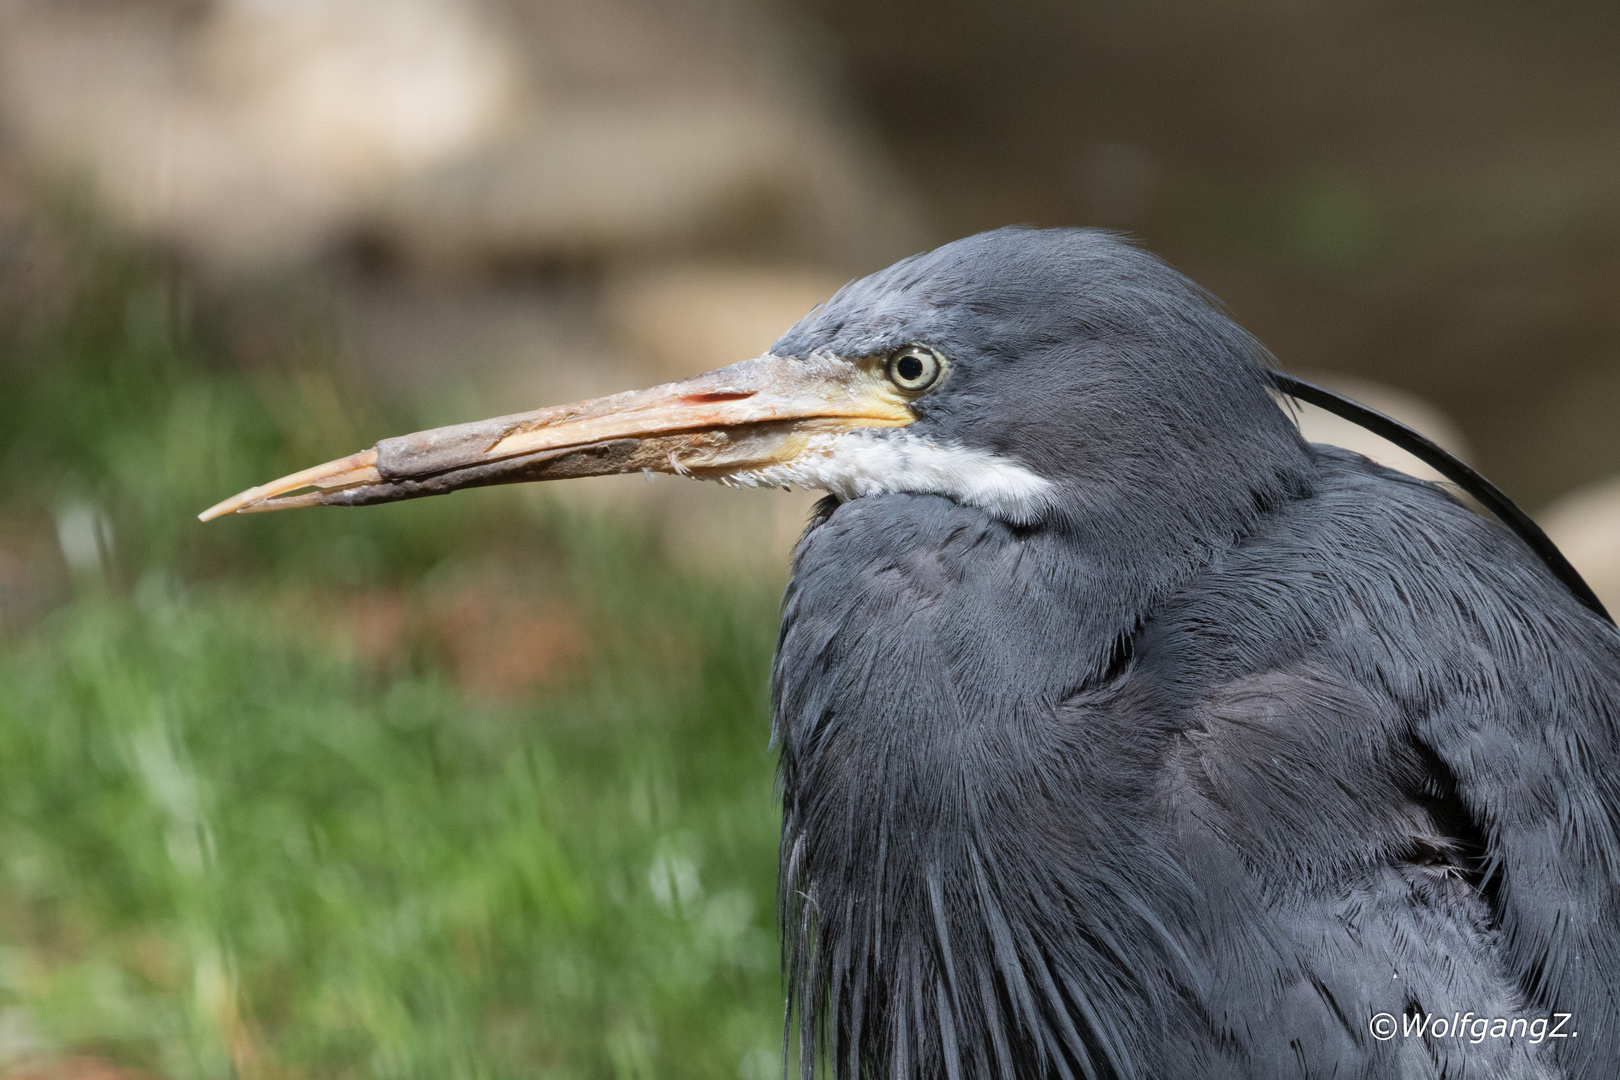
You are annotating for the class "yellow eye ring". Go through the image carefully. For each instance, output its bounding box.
[886,346,945,394]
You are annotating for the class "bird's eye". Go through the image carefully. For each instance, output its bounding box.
[886,346,944,394]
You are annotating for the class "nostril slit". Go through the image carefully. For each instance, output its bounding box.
[681,391,756,404]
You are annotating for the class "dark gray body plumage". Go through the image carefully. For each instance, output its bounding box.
[767,229,1620,1079]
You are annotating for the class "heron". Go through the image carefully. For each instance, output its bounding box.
[202,228,1620,1079]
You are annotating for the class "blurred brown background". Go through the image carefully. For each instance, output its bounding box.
[0,5,1617,1076]
[1,0,1616,594]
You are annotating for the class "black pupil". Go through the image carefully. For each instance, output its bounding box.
[896,354,926,383]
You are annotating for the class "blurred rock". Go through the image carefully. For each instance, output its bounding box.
[603,262,847,379]
[1539,476,1620,616]
[0,0,925,272]
[0,0,519,267]
[1289,373,1470,485]
[381,101,797,266]
[521,478,822,586]
[378,94,926,271]
[338,280,620,413]
[342,261,847,402]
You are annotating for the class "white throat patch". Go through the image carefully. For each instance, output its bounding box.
[720,432,1057,525]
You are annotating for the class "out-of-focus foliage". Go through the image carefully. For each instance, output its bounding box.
[0,219,785,1079]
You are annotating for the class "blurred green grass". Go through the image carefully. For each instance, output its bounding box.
[0,220,786,1078]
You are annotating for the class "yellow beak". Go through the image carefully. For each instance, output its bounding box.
[199,354,915,521]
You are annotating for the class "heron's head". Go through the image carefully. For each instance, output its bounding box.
[201,228,1309,532]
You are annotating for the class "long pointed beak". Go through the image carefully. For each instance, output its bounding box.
[199,354,913,521]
